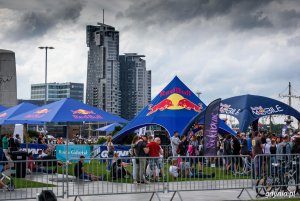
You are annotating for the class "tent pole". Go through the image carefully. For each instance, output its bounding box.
[66,122,69,197]
[24,123,28,153]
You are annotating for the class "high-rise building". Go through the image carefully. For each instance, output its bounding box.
[31,82,84,102]
[120,53,151,120]
[0,49,17,107]
[86,23,121,115]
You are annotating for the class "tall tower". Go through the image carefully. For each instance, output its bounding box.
[120,53,151,120]
[86,23,120,115]
[0,49,17,107]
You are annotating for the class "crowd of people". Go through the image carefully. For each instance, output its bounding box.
[0,127,300,185]
[170,128,300,176]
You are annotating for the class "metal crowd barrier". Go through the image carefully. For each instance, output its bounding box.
[67,157,165,201]
[1,154,299,200]
[166,155,253,200]
[0,159,65,200]
[254,154,300,198]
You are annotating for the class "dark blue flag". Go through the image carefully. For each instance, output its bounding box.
[204,98,221,156]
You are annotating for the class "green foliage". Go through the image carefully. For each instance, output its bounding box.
[27,130,39,138]
[97,137,107,144]
[111,126,122,136]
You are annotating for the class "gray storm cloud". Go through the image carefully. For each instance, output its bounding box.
[2,0,85,40]
[117,0,273,28]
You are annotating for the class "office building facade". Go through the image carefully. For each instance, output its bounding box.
[0,49,17,107]
[31,82,84,102]
[86,23,121,115]
[120,53,151,120]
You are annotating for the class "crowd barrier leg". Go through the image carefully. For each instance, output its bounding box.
[237,188,253,200]
[149,192,161,201]
[74,195,83,201]
[170,191,183,201]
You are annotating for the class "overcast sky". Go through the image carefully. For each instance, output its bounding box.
[1,0,300,114]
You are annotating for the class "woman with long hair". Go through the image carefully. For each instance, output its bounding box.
[106,135,114,172]
[131,135,140,183]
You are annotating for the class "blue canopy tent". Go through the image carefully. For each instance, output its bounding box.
[7,98,128,161]
[8,98,128,124]
[0,102,39,125]
[0,105,6,113]
[113,76,235,142]
[220,94,300,132]
[96,123,122,133]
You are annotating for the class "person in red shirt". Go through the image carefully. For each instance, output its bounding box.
[147,136,162,181]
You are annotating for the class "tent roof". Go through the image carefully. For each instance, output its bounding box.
[113,76,235,142]
[96,123,122,132]
[0,105,7,113]
[0,102,39,125]
[7,98,128,123]
[220,94,300,132]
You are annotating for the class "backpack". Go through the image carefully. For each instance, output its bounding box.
[176,142,182,154]
[38,190,57,201]
[282,143,291,155]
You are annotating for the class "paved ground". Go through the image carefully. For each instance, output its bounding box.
[1,173,299,201]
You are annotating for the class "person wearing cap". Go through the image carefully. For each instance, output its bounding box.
[74,156,102,181]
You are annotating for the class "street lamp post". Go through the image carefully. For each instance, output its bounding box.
[38,46,54,134]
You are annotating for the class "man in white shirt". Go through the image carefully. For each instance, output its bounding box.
[171,131,180,157]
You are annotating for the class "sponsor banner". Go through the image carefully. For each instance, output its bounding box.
[20,143,48,157]
[93,145,130,158]
[251,105,283,116]
[56,145,91,162]
[203,98,221,156]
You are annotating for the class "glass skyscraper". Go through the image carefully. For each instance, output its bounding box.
[86,23,120,115]
[120,53,151,120]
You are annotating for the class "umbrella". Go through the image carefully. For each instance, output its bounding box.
[7,98,128,161]
[96,123,122,133]
[7,98,128,123]
[0,102,39,125]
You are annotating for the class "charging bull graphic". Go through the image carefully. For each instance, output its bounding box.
[0,112,7,118]
[147,93,203,116]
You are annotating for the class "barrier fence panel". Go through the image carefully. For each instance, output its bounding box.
[67,157,165,200]
[166,155,253,200]
[0,159,65,200]
[254,154,300,198]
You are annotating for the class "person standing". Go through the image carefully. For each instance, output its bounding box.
[223,135,232,174]
[15,134,21,151]
[171,131,180,157]
[130,136,139,183]
[2,133,10,160]
[8,134,17,153]
[147,136,161,181]
[106,136,114,172]
[136,135,149,184]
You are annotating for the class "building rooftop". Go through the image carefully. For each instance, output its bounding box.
[0,49,14,54]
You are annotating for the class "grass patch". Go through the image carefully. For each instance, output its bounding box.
[13,178,56,188]
[58,159,251,183]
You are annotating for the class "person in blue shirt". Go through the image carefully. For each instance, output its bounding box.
[247,133,252,154]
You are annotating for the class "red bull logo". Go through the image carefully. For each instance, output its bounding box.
[35,109,49,114]
[72,109,102,120]
[147,93,203,116]
[0,112,7,118]
[72,109,95,115]
[25,109,49,119]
